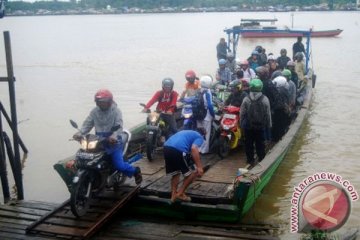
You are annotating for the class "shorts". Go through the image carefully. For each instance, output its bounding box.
[164,146,195,177]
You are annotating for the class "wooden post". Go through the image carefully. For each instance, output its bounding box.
[0,113,10,203]
[4,31,23,200]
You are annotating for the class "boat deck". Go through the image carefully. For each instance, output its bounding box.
[131,147,248,204]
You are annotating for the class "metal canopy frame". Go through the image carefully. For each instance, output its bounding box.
[224,27,312,74]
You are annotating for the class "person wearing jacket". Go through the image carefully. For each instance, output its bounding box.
[225,79,248,107]
[196,75,215,154]
[240,79,272,166]
[74,89,142,184]
[143,78,179,136]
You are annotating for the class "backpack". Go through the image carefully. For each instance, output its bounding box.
[247,95,267,130]
[191,91,207,120]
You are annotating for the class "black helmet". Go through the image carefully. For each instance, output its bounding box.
[280,48,287,55]
[255,66,269,80]
[162,78,174,91]
[271,70,283,80]
[229,79,241,91]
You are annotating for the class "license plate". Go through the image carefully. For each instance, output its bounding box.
[76,152,95,160]
[223,114,236,119]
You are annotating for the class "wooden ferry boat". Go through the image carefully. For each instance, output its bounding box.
[54,28,316,223]
[234,18,342,38]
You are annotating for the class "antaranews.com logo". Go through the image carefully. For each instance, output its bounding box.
[290,172,359,233]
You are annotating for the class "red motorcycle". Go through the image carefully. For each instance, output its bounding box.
[218,105,242,158]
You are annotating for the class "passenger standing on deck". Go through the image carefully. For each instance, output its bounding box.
[247,51,261,71]
[216,59,232,86]
[286,60,299,89]
[142,78,178,136]
[292,36,306,60]
[216,38,228,61]
[239,60,256,79]
[180,70,200,99]
[294,52,307,90]
[226,52,237,74]
[163,129,205,203]
[267,55,280,78]
[73,89,142,184]
[240,79,271,167]
[196,76,215,154]
[277,49,291,70]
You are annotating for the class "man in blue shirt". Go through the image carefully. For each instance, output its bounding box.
[163,129,205,203]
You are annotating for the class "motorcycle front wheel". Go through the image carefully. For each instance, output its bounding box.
[218,136,230,159]
[70,173,92,217]
[146,134,156,161]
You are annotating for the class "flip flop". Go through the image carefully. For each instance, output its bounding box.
[176,194,192,202]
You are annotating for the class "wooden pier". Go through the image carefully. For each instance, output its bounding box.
[0,198,280,240]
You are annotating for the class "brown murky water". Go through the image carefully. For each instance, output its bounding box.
[1,11,359,238]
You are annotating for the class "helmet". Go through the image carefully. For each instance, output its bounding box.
[282,69,292,79]
[267,55,276,62]
[280,48,287,55]
[185,70,196,83]
[249,79,263,92]
[200,75,213,89]
[273,76,288,88]
[294,52,304,61]
[255,66,269,79]
[255,45,263,53]
[251,50,259,56]
[287,60,296,67]
[162,78,174,91]
[229,79,241,91]
[94,89,113,102]
[218,59,227,65]
[235,58,241,65]
[271,70,283,80]
[239,60,249,66]
[241,78,250,90]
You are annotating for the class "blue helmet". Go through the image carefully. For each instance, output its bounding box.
[218,59,227,65]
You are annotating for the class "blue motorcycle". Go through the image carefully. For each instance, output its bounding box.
[179,96,197,130]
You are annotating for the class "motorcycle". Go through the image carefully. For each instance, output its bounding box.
[178,96,197,130]
[218,105,242,158]
[140,103,171,161]
[68,120,132,217]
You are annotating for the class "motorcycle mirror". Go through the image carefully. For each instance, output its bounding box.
[70,119,79,129]
[111,125,121,132]
[139,103,146,107]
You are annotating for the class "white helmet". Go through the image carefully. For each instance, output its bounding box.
[267,55,276,61]
[200,75,213,89]
[235,58,241,65]
[272,76,289,89]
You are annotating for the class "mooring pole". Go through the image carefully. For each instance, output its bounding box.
[0,113,10,203]
[4,31,23,200]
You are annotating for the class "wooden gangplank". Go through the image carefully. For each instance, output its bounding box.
[25,186,139,239]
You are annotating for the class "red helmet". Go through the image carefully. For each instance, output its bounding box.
[185,70,196,79]
[94,89,113,102]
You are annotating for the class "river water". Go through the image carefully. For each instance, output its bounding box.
[0,11,359,238]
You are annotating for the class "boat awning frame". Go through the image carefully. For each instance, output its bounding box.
[224,28,312,73]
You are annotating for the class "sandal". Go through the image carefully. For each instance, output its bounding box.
[176,194,192,202]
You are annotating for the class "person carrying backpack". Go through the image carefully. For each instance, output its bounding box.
[240,79,272,167]
[195,75,215,154]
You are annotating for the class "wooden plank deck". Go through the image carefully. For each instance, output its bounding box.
[130,148,248,204]
[0,200,280,240]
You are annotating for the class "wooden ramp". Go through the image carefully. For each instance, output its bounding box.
[25,186,139,239]
[131,149,248,204]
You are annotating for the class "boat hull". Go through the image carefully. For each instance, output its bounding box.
[241,29,342,38]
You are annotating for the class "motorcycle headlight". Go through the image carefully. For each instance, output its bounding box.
[80,139,99,150]
[184,113,192,118]
[150,116,158,123]
[87,140,99,150]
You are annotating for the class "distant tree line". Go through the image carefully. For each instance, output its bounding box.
[5,0,356,11]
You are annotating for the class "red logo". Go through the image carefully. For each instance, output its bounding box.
[301,182,350,231]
